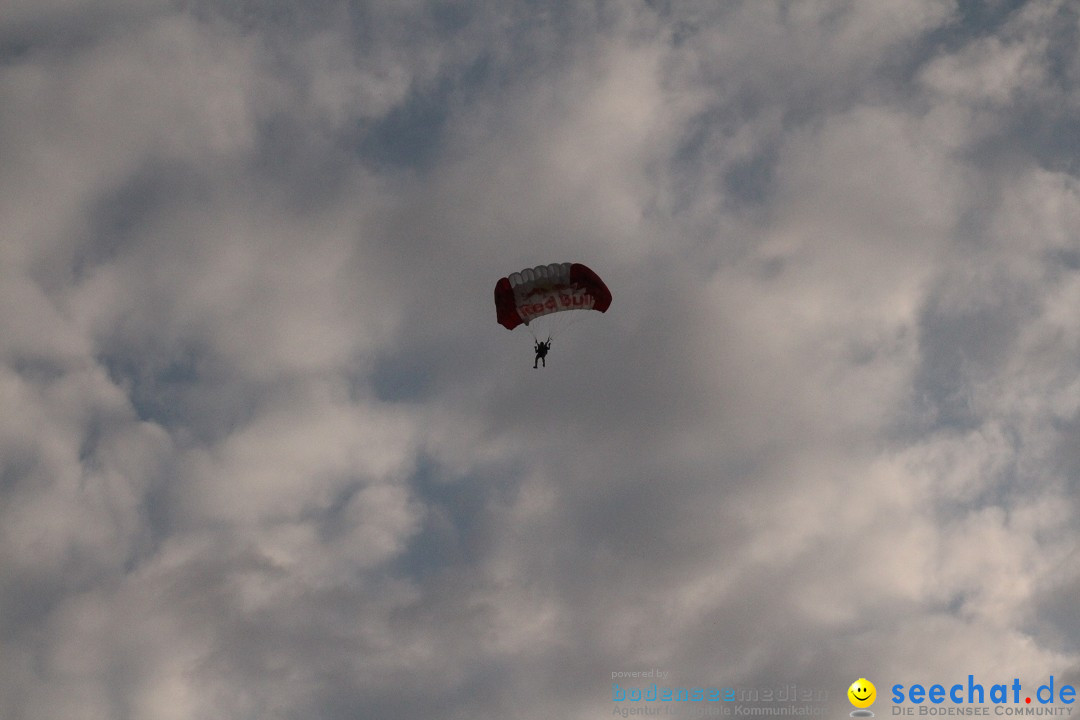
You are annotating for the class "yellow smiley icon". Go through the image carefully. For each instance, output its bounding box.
[848,678,876,708]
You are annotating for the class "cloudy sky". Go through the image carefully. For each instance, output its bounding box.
[3,0,1080,717]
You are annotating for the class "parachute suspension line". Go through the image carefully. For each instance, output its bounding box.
[524,326,554,347]
[520,309,590,348]
[542,307,588,340]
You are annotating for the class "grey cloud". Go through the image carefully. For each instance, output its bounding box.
[4,1,1080,718]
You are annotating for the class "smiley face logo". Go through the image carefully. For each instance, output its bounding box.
[848,678,877,709]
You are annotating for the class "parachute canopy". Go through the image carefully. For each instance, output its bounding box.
[494,262,612,331]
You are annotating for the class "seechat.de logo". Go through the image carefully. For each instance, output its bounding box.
[850,678,877,718]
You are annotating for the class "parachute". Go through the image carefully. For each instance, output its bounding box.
[494,263,612,337]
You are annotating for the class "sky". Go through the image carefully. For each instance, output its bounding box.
[2,0,1080,718]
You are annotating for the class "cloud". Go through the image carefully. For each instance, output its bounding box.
[3,1,1080,718]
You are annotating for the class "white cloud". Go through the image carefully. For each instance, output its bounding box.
[922,36,1045,106]
[4,1,1080,718]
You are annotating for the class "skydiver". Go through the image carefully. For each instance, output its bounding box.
[533,339,551,368]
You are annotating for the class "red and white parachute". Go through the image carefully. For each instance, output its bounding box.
[494,262,612,337]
